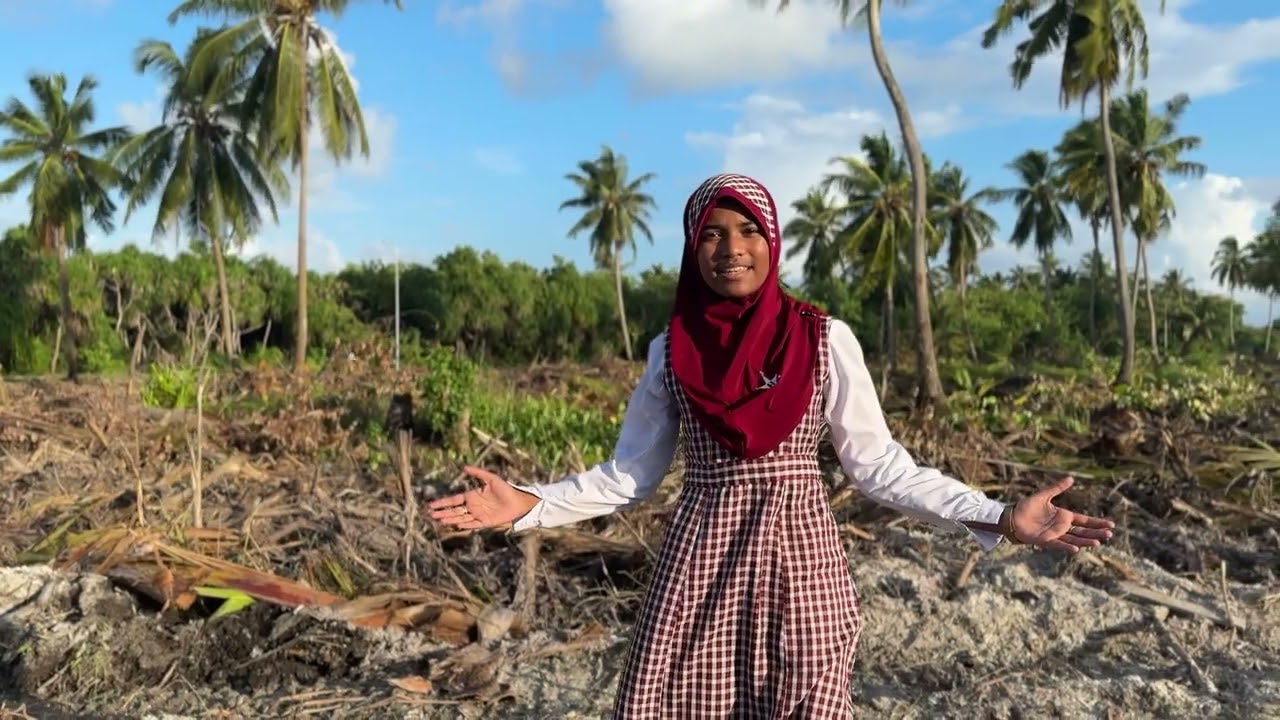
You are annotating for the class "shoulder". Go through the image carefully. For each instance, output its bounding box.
[647,331,668,359]
[825,318,866,363]
[644,331,668,368]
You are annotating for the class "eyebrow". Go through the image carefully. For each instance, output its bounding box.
[701,219,759,231]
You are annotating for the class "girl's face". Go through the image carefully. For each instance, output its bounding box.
[695,202,771,299]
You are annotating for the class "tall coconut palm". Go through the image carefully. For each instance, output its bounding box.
[1212,235,1249,348]
[765,0,944,408]
[559,145,657,361]
[0,73,130,380]
[784,187,845,284]
[1245,229,1280,353]
[996,150,1073,305]
[1111,90,1204,353]
[983,0,1169,385]
[168,0,404,371]
[930,162,999,360]
[823,132,928,397]
[114,33,290,357]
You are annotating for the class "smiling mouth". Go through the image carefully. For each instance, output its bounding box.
[714,265,751,279]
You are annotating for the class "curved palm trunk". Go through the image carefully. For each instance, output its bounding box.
[293,23,311,373]
[210,234,236,355]
[612,249,633,361]
[1099,86,1137,383]
[866,0,942,408]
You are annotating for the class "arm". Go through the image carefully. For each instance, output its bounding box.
[511,333,680,533]
[824,319,1008,551]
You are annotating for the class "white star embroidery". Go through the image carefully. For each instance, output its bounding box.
[757,371,778,390]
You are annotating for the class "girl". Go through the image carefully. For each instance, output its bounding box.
[429,173,1115,719]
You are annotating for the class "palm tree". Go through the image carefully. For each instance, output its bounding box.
[765,0,944,408]
[1156,268,1192,355]
[0,73,130,380]
[559,145,657,361]
[784,188,845,284]
[930,162,999,360]
[1111,90,1204,355]
[168,0,404,371]
[983,0,1170,385]
[997,150,1072,305]
[1245,229,1280,353]
[1212,235,1249,348]
[823,132,927,397]
[114,33,290,357]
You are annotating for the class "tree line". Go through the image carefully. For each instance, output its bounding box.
[1,0,1277,394]
[0,221,1271,378]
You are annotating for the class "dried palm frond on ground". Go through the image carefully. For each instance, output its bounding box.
[0,364,1276,719]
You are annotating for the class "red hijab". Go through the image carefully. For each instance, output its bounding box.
[668,173,826,460]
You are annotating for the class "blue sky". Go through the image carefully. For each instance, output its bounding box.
[1,0,1277,324]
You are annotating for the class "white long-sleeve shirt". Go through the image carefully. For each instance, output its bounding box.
[511,318,1007,551]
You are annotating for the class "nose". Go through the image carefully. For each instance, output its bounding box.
[718,227,750,257]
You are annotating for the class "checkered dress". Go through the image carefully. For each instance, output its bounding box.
[613,316,862,719]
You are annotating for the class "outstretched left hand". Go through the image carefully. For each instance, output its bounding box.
[1010,476,1115,552]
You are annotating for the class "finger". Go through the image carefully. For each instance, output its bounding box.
[1036,538,1080,553]
[1033,475,1074,499]
[427,493,468,511]
[1066,525,1113,540]
[1068,513,1116,530]
[431,514,470,528]
[428,503,473,521]
[463,465,504,488]
[1058,533,1102,548]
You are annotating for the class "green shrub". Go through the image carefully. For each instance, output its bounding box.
[416,344,478,437]
[140,364,199,409]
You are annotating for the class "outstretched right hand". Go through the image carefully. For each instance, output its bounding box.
[427,465,540,531]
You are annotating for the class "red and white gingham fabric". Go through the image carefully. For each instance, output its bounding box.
[613,316,862,719]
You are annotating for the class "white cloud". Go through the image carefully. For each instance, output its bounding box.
[687,95,1276,327]
[604,0,1280,118]
[472,147,524,176]
[237,229,344,274]
[116,86,164,132]
[686,93,969,277]
[603,0,857,94]
[1151,173,1271,324]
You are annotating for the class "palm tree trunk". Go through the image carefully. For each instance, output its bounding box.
[1139,243,1159,361]
[1089,219,1100,344]
[1100,86,1137,384]
[211,234,236,356]
[866,0,942,409]
[612,249,633,361]
[1266,295,1274,354]
[292,22,311,373]
[1227,288,1236,349]
[55,225,79,382]
[1041,252,1053,307]
[959,278,977,361]
[880,281,894,400]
